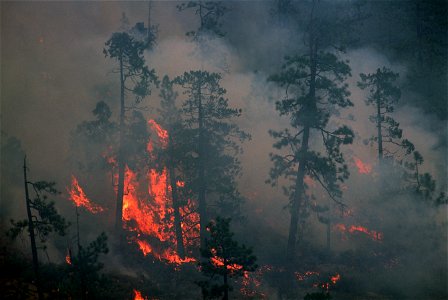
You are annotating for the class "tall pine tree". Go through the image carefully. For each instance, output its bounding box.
[267,0,355,261]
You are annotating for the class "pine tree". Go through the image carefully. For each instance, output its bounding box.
[9,157,69,299]
[357,67,414,167]
[70,232,109,300]
[177,1,227,42]
[267,1,355,261]
[198,217,257,300]
[174,71,249,249]
[71,101,117,173]
[103,30,158,231]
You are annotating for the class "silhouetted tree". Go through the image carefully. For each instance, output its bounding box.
[198,217,257,300]
[403,151,447,205]
[177,1,227,42]
[177,0,229,71]
[174,71,249,249]
[103,30,158,231]
[268,0,355,261]
[9,157,69,299]
[357,67,414,167]
[71,101,117,172]
[70,232,109,299]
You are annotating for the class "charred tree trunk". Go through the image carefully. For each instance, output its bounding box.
[115,54,125,232]
[197,83,207,250]
[168,134,186,259]
[326,220,331,251]
[23,157,42,300]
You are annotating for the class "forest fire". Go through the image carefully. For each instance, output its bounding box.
[354,157,372,174]
[67,176,104,213]
[111,119,199,263]
[335,223,383,241]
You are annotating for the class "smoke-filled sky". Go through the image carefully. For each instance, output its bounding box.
[2,0,445,198]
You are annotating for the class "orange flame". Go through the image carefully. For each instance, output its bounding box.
[133,289,147,300]
[148,119,168,148]
[335,223,383,241]
[72,119,199,264]
[354,157,372,174]
[67,176,104,213]
[119,119,199,263]
[210,248,244,272]
[65,249,72,265]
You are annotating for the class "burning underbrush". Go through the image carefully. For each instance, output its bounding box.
[67,119,200,266]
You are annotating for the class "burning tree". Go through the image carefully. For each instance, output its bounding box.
[8,157,69,299]
[155,75,188,258]
[267,0,354,261]
[103,28,158,231]
[357,67,414,167]
[174,71,250,249]
[198,217,257,300]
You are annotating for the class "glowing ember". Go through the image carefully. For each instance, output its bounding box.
[330,273,341,284]
[176,180,185,187]
[65,249,72,265]
[295,271,320,281]
[354,157,372,174]
[240,265,274,298]
[133,289,147,300]
[335,223,383,241]
[67,176,104,213]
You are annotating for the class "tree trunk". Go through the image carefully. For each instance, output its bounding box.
[286,34,317,261]
[326,220,331,251]
[376,94,383,164]
[115,54,126,232]
[168,134,186,259]
[23,157,42,300]
[197,83,207,250]
[286,126,309,261]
